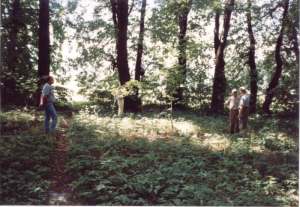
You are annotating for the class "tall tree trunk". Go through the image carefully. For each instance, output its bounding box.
[174,0,192,107]
[210,0,235,114]
[262,0,289,114]
[135,0,146,81]
[111,0,138,112]
[291,19,299,63]
[3,0,21,105]
[116,0,130,85]
[133,0,147,111]
[36,0,50,105]
[38,0,50,78]
[214,10,220,56]
[246,0,258,114]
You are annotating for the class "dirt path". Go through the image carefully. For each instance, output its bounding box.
[48,118,74,205]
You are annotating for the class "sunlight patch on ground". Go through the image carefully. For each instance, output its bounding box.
[76,113,203,140]
[202,133,231,151]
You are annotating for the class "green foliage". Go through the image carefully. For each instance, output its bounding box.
[0,111,54,204]
[65,112,298,205]
[1,0,68,106]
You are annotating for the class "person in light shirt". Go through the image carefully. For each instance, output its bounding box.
[225,89,240,134]
[239,87,250,131]
[39,76,57,134]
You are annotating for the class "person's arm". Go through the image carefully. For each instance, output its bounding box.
[39,85,49,106]
[238,96,244,118]
[225,97,230,106]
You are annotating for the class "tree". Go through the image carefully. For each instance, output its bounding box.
[110,0,139,112]
[2,0,21,105]
[38,0,50,78]
[262,0,289,114]
[210,0,235,114]
[246,0,258,114]
[173,0,192,106]
[135,0,147,81]
[1,0,37,106]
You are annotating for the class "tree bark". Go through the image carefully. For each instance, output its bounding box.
[36,0,50,106]
[262,0,289,114]
[38,0,50,78]
[246,0,258,114]
[135,0,146,81]
[174,0,192,106]
[210,0,235,114]
[110,0,139,112]
[214,10,220,56]
[116,0,130,85]
[291,18,299,63]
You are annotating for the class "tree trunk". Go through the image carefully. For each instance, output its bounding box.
[38,0,50,78]
[214,10,220,56]
[291,19,299,63]
[174,0,192,107]
[210,0,235,114]
[135,0,146,81]
[262,0,289,114]
[246,0,258,114]
[36,0,50,105]
[110,0,138,112]
[133,0,147,111]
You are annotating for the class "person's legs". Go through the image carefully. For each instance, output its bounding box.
[233,110,239,133]
[244,108,248,129]
[48,103,57,133]
[229,110,234,134]
[45,106,51,133]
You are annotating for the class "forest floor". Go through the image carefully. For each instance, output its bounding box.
[0,108,298,205]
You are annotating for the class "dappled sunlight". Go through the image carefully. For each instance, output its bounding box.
[202,134,231,152]
[66,112,300,156]
[75,112,207,141]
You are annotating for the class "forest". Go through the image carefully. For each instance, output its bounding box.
[0,0,299,205]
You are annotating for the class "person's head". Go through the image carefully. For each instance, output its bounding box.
[239,87,247,94]
[231,88,237,97]
[44,75,54,85]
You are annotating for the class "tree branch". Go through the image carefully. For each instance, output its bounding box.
[128,0,135,15]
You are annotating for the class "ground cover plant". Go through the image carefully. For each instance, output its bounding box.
[0,110,55,205]
[66,111,298,205]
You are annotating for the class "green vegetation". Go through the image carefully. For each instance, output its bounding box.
[66,111,298,205]
[0,110,55,204]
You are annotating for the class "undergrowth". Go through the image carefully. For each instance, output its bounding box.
[0,110,55,205]
[66,111,298,205]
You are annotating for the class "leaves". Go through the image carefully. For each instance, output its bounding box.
[65,112,298,205]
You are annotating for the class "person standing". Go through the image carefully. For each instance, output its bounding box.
[239,87,250,131]
[225,89,240,134]
[39,76,57,134]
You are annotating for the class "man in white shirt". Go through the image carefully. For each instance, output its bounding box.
[39,76,57,134]
[225,89,240,134]
[239,87,250,130]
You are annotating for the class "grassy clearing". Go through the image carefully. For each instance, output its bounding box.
[0,110,55,204]
[66,111,298,205]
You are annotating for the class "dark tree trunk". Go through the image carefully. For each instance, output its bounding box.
[133,0,147,111]
[173,0,192,106]
[135,0,146,81]
[210,0,235,114]
[263,0,289,114]
[38,0,50,78]
[36,0,50,105]
[291,20,299,63]
[116,0,130,85]
[110,0,138,112]
[246,0,258,114]
[214,10,220,56]
[3,0,21,105]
